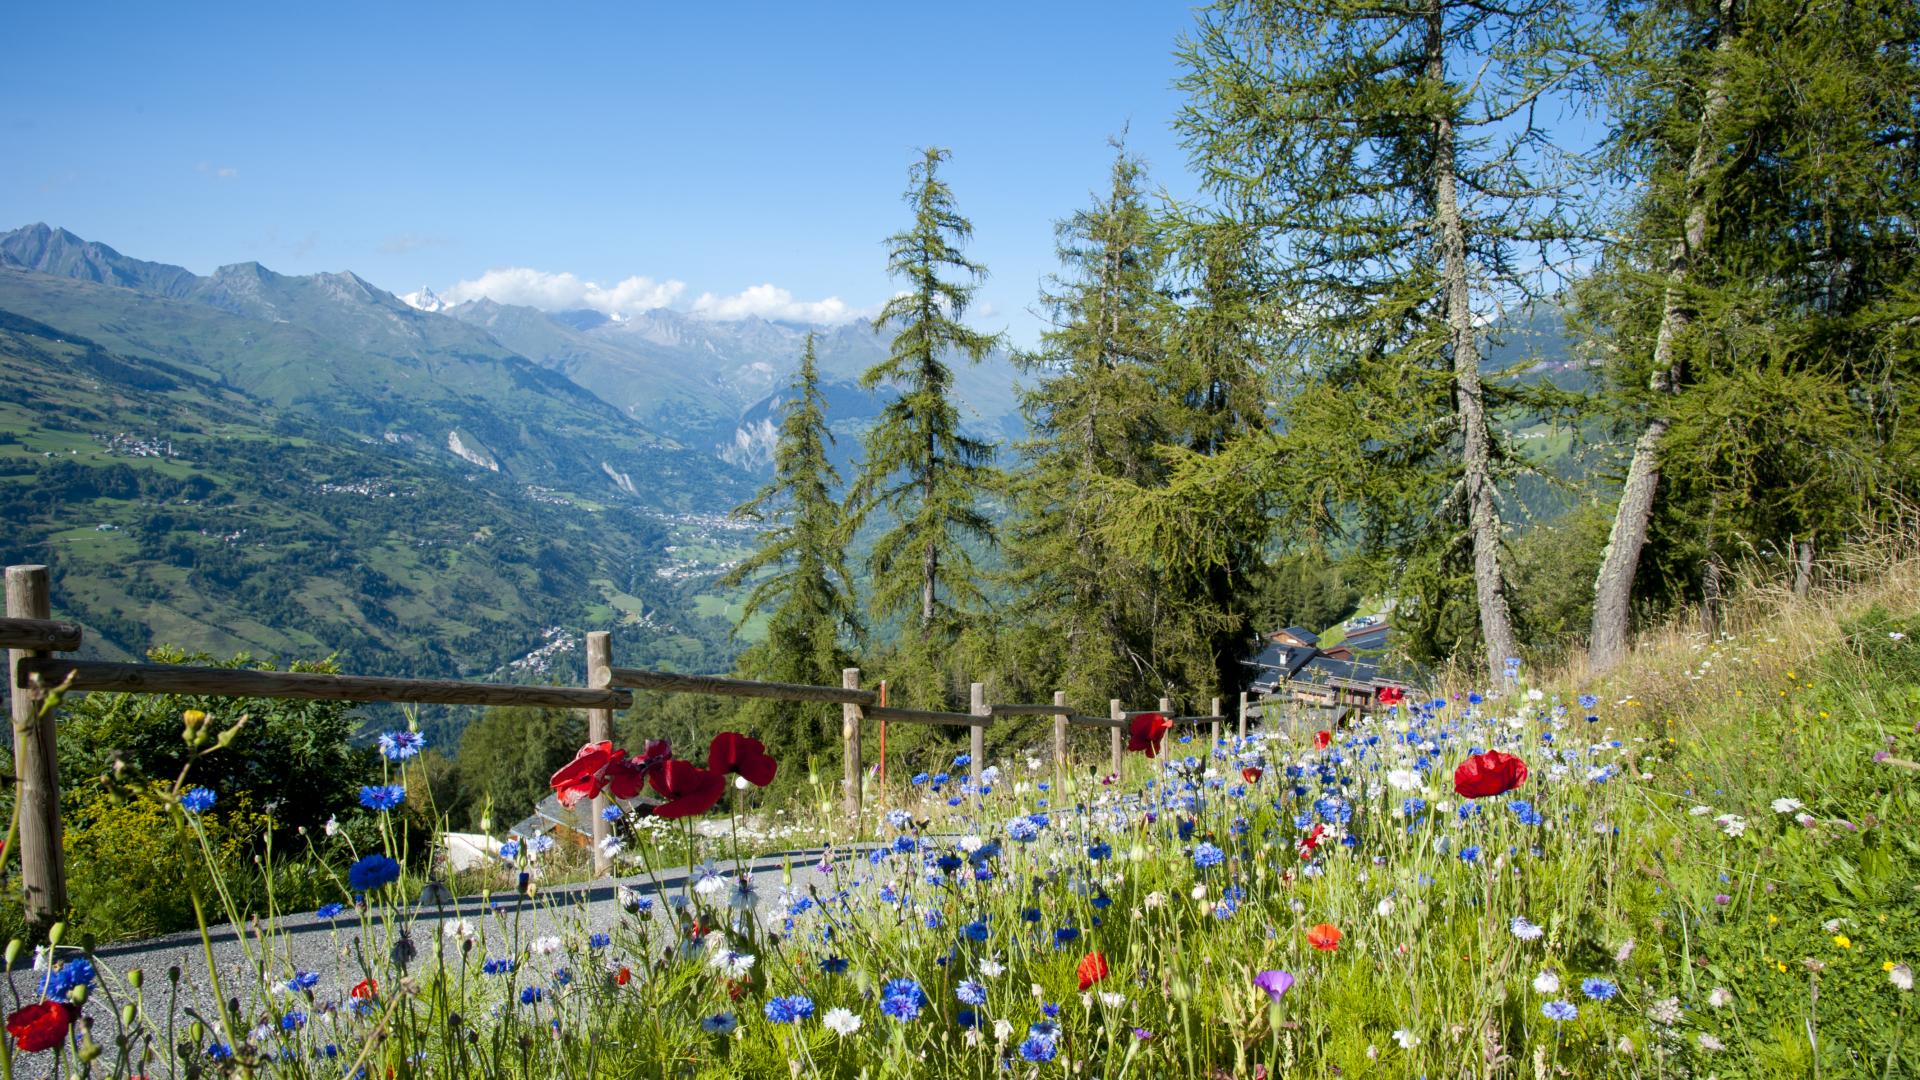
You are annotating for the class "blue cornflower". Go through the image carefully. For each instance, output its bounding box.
[376,730,425,761]
[206,1043,233,1061]
[956,979,987,1006]
[701,1012,738,1034]
[588,933,610,950]
[315,903,346,919]
[347,854,400,892]
[287,971,320,993]
[1581,978,1618,1001]
[1542,1000,1578,1021]
[181,786,216,813]
[819,956,850,974]
[280,1011,307,1031]
[911,772,931,785]
[961,919,990,942]
[1019,1034,1058,1062]
[764,995,815,1023]
[886,809,913,831]
[40,957,95,1002]
[1578,694,1598,709]
[1052,926,1080,949]
[1459,845,1481,863]
[498,839,522,860]
[601,804,622,821]
[483,957,516,975]
[1007,819,1039,843]
[1192,842,1225,870]
[358,784,406,811]
[952,753,971,768]
[881,993,923,1021]
[956,1007,979,1028]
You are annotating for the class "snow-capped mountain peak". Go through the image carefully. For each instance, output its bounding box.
[400,285,449,312]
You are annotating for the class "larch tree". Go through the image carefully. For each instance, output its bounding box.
[1002,145,1171,705]
[1584,0,1920,665]
[850,148,1002,707]
[720,334,861,766]
[1174,0,1598,670]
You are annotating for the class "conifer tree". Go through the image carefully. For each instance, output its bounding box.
[850,148,1002,706]
[1002,146,1170,704]
[720,334,860,765]
[1172,0,1597,669]
[1584,0,1920,666]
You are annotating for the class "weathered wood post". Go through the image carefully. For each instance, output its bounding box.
[1158,695,1173,760]
[1108,699,1124,779]
[584,631,613,877]
[1210,696,1222,754]
[7,565,67,931]
[968,682,987,801]
[1051,691,1068,790]
[1238,691,1249,743]
[842,668,862,825]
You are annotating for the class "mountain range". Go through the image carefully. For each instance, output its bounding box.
[0,224,1025,732]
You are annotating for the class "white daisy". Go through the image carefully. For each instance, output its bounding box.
[822,1007,862,1035]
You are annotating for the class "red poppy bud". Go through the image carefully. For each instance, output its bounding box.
[1241,766,1264,784]
[616,966,631,986]
[1313,730,1332,750]
[351,977,378,999]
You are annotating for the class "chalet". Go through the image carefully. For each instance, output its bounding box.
[1241,617,1415,715]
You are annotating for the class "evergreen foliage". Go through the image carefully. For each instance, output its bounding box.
[1168,0,1600,668]
[720,335,860,770]
[851,148,1003,707]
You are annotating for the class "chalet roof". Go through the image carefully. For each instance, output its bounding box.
[1297,655,1380,688]
[1278,625,1320,646]
[1241,641,1318,679]
[509,792,600,843]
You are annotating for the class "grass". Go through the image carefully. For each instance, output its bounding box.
[4,550,1917,1077]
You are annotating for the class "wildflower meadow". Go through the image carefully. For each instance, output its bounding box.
[4,578,1917,1079]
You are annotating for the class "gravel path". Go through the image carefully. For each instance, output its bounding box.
[3,846,850,1077]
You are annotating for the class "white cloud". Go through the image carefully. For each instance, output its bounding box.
[440,267,686,315]
[195,162,239,179]
[690,283,863,324]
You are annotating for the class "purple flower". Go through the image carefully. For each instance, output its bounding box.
[1253,970,1294,1001]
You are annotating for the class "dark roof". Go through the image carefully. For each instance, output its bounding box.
[508,792,601,842]
[1241,641,1319,679]
[1280,626,1320,646]
[1297,655,1380,688]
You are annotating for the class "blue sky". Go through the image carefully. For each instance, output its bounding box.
[4,2,1206,344]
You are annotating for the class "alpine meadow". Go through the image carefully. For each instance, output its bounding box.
[1,2,1917,1078]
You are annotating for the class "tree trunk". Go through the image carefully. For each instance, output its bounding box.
[1428,2,1519,671]
[1589,0,1736,674]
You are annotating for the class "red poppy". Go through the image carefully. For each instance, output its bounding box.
[550,741,626,808]
[708,732,778,788]
[5,1001,71,1053]
[1076,951,1109,991]
[615,966,632,986]
[1126,713,1171,757]
[1452,750,1529,799]
[650,759,725,818]
[1378,686,1405,707]
[351,977,378,999]
[1313,730,1332,750]
[1241,766,1264,784]
[1297,823,1326,859]
[1306,923,1343,951]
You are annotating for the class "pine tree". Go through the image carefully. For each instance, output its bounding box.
[720,334,860,766]
[1002,145,1171,705]
[1584,0,1920,664]
[850,148,1002,706]
[1172,0,1597,669]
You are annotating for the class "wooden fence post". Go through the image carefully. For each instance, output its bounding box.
[842,668,862,826]
[584,631,613,877]
[968,682,986,801]
[1158,696,1173,760]
[1051,691,1068,790]
[1210,696,1222,754]
[1238,691,1249,743]
[1108,699,1124,779]
[7,565,67,932]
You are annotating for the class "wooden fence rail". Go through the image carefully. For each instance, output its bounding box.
[4,560,1311,932]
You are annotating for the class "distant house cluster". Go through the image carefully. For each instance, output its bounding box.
[1240,618,1413,712]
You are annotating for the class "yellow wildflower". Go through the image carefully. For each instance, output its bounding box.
[1833,935,1852,949]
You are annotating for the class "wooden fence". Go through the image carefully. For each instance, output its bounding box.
[3,563,1260,934]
